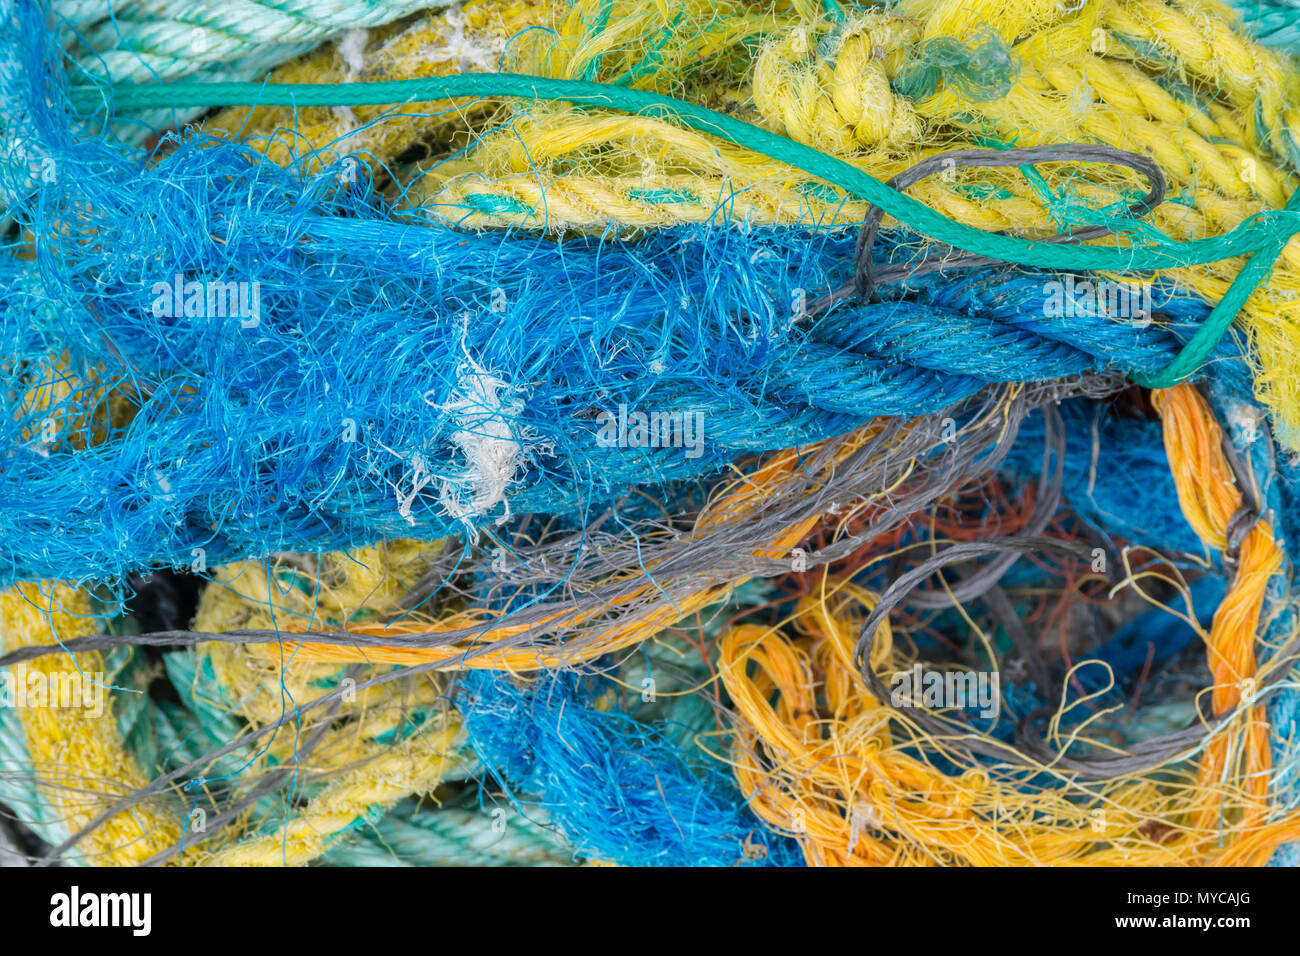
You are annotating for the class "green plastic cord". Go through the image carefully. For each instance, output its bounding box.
[1132,186,1300,389]
[68,73,1300,385]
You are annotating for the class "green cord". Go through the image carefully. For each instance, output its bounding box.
[69,73,1300,384]
[822,0,848,23]
[609,11,685,86]
[1132,186,1300,389]
[581,0,615,81]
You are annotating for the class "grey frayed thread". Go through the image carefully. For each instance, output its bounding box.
[0,816,28,867]
[853,534,1300,780]
[0,376,1119,672]
[809,143,1167,316]
[905,401,1067,609]
[136,663,358,867]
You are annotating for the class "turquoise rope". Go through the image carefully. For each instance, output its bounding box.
[66,74,1300,384]
[1134,186,1300,389]
[822,0,848,24]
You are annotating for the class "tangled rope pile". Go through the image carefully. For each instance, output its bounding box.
[2,0,1300,868]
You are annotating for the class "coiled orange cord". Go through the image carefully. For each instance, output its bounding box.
[1152,384,1282,852]
[715,384,1300,866]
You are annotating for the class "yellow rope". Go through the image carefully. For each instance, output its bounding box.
[238,417,927,669]
[203,0,572,170]
[0,583,182,865]
[178,539,468,867]
[194,715,464,866]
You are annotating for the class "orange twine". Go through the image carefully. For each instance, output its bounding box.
[714,384,1299,866]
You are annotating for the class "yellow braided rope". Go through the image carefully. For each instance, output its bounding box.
[0,583,182,865]
[194,715,464,866]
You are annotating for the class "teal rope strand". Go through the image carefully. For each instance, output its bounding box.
[822,0,848,24]
[1231,0,1300,47]
[1134,187,1300,389]
[65,76,1300,270]
[66,73,1300,382]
